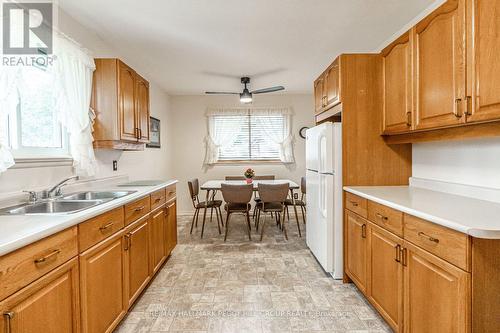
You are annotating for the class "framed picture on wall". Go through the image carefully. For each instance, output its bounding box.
[147,117,161,148]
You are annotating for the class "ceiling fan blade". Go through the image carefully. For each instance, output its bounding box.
[205,91,240,95]
[251,86,285,94]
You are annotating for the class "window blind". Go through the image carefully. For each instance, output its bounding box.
[214,113,283,161]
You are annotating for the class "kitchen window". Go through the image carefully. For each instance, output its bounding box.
[1,63,70,159]
[204,107,295,164]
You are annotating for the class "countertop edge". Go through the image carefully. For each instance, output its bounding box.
[0,179,178,256]
[343,186,500,240]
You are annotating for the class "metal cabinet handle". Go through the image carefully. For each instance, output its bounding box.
[124,233,131,251]
[4,311,14,333]
[454,98,463,118]
[418,231,439,243]
[465,96,472,116]
[134,205,145,212]
[361,224,367,238]
[376,213,388,221]
[406,111,412,126]
[401,247,408,266]
[154,197,162,203]
[99,222,114,231]
[395,244,401,263]
[350,201,359,207]
[34,249,61,264]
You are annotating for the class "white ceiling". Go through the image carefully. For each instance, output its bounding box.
[59,0,440,95]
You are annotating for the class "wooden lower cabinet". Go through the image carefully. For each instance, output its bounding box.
[124,215,151,307]
[80,231,126,333]
[0,258,80,333]
[165,201,177,256]
[150,206,166,275]
[403,241,470,333]
[345,210,368,292]
[367,223,403,332]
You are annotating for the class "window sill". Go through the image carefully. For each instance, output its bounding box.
[214,160,287,165]
[11,157,73,169]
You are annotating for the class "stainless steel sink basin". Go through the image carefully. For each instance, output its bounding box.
[61,191,136,201]
[0,200,103,215]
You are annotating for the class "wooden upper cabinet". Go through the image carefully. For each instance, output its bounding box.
[403,241,470,333]
[0,259,80,333]
[135,74,150,142]
[367,223,403,332]
[118,62,138,142]
[382,32,413,134]
[345,210,368,293]
[466,0,500,123]
[324,58,341,109]
[414,0,467,130]
[314,76,325,114]
[92,58,150,150]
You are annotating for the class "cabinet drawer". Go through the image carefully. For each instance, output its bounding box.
[124,196,151,225]
[404,214,471,271]
[165,184,176,203]
[78,207,125,251]
[0,227,78,301]
[150,189,166,211]
[368,201,403,237]
[345,192,367,218]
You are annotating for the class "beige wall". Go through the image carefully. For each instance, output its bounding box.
[0,8,173,195]
[169,94,314,214]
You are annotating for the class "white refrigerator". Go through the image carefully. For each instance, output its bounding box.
[305,122,343,279]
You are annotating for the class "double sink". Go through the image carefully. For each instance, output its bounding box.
[0,191,136,215]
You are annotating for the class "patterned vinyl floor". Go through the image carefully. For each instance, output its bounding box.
[115,211,392,333]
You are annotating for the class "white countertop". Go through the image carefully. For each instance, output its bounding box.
[0,179,178,256]
[344,185,500,239]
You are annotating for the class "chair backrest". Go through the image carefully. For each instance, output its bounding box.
[253,175,275,180]
[187,178,199,200]
[225,176,245,180]
[301,177,306,195]
[221,184,253,204]
[258,183,289,203]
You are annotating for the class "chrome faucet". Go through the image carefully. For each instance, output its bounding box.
[46,176,79,198]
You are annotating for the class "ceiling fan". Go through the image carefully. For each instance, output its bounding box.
[205,77,285,104]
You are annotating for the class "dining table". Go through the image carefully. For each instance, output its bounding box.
[200,179,302,237]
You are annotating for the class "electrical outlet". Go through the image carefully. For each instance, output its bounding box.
[294,193,299,200]
[113,160,118,171]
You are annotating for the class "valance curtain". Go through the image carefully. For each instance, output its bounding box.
[204,106,295,164]
[54,34,97,177]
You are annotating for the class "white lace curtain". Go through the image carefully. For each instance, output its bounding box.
[0,33,97,176]
[204,106,295,164]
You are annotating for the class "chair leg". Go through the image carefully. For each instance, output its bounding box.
[201,209,208,239]
[215,207,221,234]
[190,208,198,234]
[281,209,288,240]
[246,211,252,241]
[259,214,266,241]
[224,212,231,242]
[300,206,306,224]
[286,206,290,220]
[210,207,214,222]
[195,208,200,227]
[218,207,224,227]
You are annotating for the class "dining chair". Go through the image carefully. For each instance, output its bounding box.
[255,183,289,241]
[285,176,306,228]
[251,175,275,220]
[220,183,254,241]
[188,178,223,238]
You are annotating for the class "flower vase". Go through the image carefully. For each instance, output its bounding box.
[246,178,253,184]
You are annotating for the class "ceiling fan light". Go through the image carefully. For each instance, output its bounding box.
[240,90,253,104]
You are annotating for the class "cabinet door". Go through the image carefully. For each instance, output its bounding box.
[382,32,413,134]
[135,75,150,142]
[150,208,166,275]
[314,76,325,114]
[80,232,126,333]
[165,201,177,256]
[0,258,80,333]
[414,0,466,130]
[367,223,403,332]
[118,61,138,141]
[324,58,340,108]
[403,241,470,333]
[466,0,500,123]
[124,216,150,307]
[345,210,367,293]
